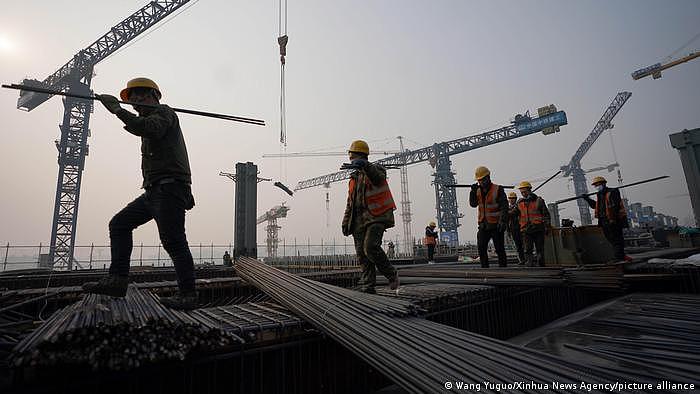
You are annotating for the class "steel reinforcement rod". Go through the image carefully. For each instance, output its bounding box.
[11,286,243,370]
[235,257,653,393]
[2,83,265,126]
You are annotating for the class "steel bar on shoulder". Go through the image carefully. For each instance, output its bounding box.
[532,170,562,192]
[2,84,265,126]
[555,175,669,204]
[444,183,515,189]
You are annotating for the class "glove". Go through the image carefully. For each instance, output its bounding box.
[351,158,368,168]
[470,183,479,193]
[97,94,123,114]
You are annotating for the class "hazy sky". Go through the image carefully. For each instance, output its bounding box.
[1,0,699,251]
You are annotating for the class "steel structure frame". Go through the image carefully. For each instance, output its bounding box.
[15,0,192,269]
[295,111,568,246]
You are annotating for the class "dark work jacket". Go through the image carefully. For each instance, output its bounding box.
[584,187,628,227]
[117,105,192,188]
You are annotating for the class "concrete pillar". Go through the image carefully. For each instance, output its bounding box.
[669,128,700,227]
[234,162,258,259]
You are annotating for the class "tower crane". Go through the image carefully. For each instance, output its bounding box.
[14,1,193,269]
[560,92,631,225]
[632,51,699,80]
[294,106,568,246]
[256,204,290,258]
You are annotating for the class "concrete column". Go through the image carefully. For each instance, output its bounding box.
[669,128,700,227]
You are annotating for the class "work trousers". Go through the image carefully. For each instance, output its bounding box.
[477,227,507,268]
[522,230,545,267]
[427,244,436,261]
[602,223,625,260]
[109,183,195,292]
[353,223,397,291]
[509,229,525,263]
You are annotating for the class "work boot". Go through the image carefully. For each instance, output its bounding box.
[362,287,377,294]
[82,275,129,297]
[388,275,400,291]
[160,291,198,310]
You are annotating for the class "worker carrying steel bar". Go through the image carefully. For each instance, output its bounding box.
[580,176,631,263]
[469,166,509,268]
[424,221,439,264]
[506,192,525,265]
[511,181,551,267]
[342,140,400,293]
[83,78,198,310]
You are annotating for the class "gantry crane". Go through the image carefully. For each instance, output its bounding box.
[632,51,700,80]
[15,1,193,269]
[294,107,568,246]
[560,92,631,225]
[257,204,291,258]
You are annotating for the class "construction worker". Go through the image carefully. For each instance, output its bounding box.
[581,176,630,262]
[506,191,525,265]
[386,241,395,259]
[223,251,233,267]
[83,78,198,310]
[424,221,439,263]
[469,166,508,268]
[514,181,551,267]
[342,140,400,293]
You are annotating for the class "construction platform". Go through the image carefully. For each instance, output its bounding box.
[0,247,699,393]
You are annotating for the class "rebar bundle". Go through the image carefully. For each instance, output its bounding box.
[12,286,242,370]
[235,257,648,393]
[397,266,566,287]
[563,265,626,290]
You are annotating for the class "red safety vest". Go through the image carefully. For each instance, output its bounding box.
[348,176,396,216]
[518,199,544,230]
[595,191,627,222]
[477,183,501,224]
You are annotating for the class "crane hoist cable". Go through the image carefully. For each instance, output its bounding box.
[278,0,288,147]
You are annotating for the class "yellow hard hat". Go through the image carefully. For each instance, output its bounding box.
[508,191,517,199]
[120,77,162,101]
[474,166,490,180]
[591,176,607,186]
[429,221,436,227]
[518,181,532,190]
[348,140,370,155]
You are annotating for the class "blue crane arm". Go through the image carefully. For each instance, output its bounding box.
[294,110,568,191]
[17,0,192,111]
[560,92,631,176]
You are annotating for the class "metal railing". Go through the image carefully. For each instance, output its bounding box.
[0,238,417,272]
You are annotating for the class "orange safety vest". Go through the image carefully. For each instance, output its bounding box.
[518,198,544,230]
[424,229,438,245]
[348,176,396,216]
[595,190,627,222]
[477,183,501,224]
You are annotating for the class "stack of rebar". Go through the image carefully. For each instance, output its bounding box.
[12,286,242,370]
[235,257,647,393]
[563,265,626,290]
[396,265,565,286]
